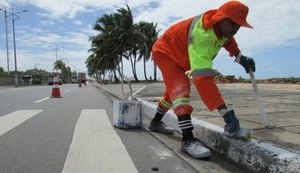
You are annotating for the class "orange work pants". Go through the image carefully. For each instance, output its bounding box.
[152,39,193,116]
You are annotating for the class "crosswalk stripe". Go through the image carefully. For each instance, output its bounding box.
[0,110,43,136]
[62,109,138,173]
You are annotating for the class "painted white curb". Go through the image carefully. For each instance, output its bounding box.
[140,99,300,173]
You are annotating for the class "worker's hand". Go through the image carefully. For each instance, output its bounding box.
[240,55,256,73]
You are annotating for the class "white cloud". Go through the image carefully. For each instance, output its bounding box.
[133,0,300,54]
[10,0,125,19]
[0,0,10,9]
[73,20,82,25]
[40,20,55,26]
[61,32,90,49]
[1,0,299,78]
[19,32,63,48]
[236,0,300,53]
[10,0,300,53]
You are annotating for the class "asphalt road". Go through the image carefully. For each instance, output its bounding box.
[0,84,199,173]
[0,84,252,173]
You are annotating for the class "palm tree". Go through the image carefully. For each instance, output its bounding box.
[136,21,159,80]
[87,5,160,82]
[90,14,123,82]
[112,5,147,81]
[53,60,68,82]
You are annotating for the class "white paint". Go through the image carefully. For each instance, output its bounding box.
[34,97,49,103]
[140,99,300,173]
[62,109,138,173]
[113,100,143,129]
[65,89,71,92]
[0,110,43,136]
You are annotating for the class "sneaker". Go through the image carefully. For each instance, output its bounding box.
[181,138,211,159]
[148,121,174,134]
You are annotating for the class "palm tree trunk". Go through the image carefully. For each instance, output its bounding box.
[113,69,119,82]
[143,57,148,81]
[132,59,139,82]
[154,61,157,81]
[121,58,124,76]
[129,55,139,82]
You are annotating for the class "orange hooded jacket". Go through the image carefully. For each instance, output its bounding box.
[156,10,240,111]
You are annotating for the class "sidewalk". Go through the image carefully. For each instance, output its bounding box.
[94,81,300,172]
[96,81,300,152]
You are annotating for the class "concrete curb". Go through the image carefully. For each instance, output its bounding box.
[140,100,300,173]
[95,84,300,173]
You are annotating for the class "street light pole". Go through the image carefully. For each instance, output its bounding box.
[0,8,10,75]
[55,46,58,61]
[49,45,64,62]
[2,8,27,87]
[34,63,40,70]
[49,45,64,76]
[12,8,18,87]
[5,10,9,75]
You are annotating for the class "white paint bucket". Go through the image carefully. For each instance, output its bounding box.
[113,100,143,129]
[113,75,143,129]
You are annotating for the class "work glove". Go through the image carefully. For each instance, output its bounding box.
[239,55,256,73]
[219,107,240,134]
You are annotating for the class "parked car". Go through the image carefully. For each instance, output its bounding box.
[48,75,62,85]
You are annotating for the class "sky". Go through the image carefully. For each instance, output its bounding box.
[0,0,299,80]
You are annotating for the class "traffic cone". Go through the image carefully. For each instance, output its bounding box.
[51,76,62,98]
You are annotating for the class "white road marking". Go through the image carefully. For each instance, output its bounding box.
[9,88,27,92]
[128,85,147,100]
[133,85,147,96]
[0,110,43,136]
[64,87,78,92]
[34,97,49,103]
[62,109,138,173]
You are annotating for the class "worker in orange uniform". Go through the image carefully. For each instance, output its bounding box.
[148,1,256,159]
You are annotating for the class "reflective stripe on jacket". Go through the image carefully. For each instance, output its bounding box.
[188,15,229,77]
